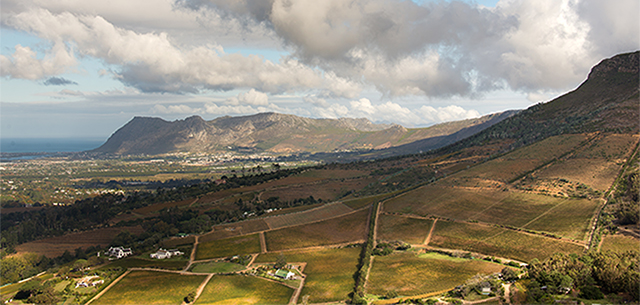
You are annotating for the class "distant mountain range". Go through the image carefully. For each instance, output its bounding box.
[93,51,638,158]
[92,110,517,155]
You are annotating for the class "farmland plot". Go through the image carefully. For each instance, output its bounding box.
[429,220,584,262]
[199,219,269,242]
[378,214,433,244]
[93,271,206,305]
[449,134,590,184]
[255,247,361,303]
[533,133,639,192]
[194,275,293,304]
[367,251,504,297]
[263,202,354,229]
[600,234,640,253]
[196,234,261,260]
[265,208,368,251]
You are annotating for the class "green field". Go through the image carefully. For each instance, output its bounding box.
[378,213,433,244]
[367,251,504,297]
[600,234,640,253]
[194,275,293,305]
[101,257,188,270]
[265,209,368,251]
[93,271,206,305]
[189,261,246,273]
[196,234,262,260]
[429,220,585,262]
[255,247,361,303]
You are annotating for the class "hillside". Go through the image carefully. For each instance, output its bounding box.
[2,52,638,305]
[440,51,639,155]
[92,111,514,155]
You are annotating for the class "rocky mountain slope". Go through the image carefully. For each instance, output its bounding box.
[93,111,515,155]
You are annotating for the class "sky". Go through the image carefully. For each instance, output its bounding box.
[1,0,638,139]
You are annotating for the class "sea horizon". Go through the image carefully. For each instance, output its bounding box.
[0,137,106,154]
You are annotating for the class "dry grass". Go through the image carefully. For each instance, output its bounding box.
[14,226,144,257]
[265,209,368,251]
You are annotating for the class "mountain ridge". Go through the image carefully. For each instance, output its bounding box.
[92,111,514,155]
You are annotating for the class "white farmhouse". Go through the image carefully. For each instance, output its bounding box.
[105,247,133,259]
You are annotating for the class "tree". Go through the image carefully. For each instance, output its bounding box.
[501,267,518,282]
[184,291,196,303]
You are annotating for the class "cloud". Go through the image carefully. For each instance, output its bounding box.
[2,0,638,102]
[0,43,76,80]
[226,89,269,106]
[43,76,78,86]
[312,97,480,126]
[179,0,638,96]
[152,104,201,114]
[2,8,360,97]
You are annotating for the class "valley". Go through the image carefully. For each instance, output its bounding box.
[1,52,638,305]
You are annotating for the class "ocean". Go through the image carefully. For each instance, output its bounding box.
[0,138,105,154]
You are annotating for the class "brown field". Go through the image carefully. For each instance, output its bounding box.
[449,134,589,184]
[201,219,270,242]
[572,133,638,160]
[532,133,639,192]
[263,202,354,229]
[600,234,640,253]
[265,208,369,251]
[15,226,144,257]
[260,177,376,202]
[383,185,596,239]
[132,198,196,215]
[429,220,584,262]
[378,214,433,244]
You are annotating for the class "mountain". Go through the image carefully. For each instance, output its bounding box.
[437,51,639,155]
[92,111,514,155]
